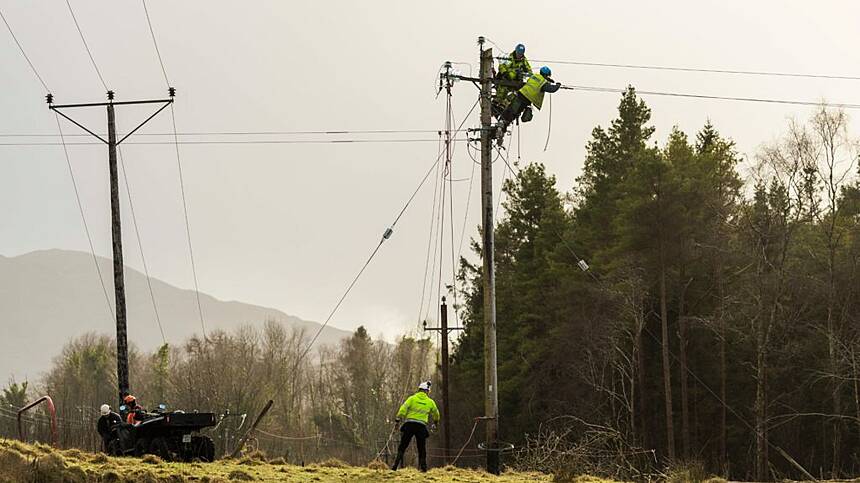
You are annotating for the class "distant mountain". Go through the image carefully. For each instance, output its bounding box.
[0,249,352,381]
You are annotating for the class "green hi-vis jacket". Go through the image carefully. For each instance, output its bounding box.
[397,391,440,426]
[498,53,532,81]
[519,73,548,110]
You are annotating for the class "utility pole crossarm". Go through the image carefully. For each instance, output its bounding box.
[47,89,176,405]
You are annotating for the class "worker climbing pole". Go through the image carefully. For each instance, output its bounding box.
[438,37,561,474]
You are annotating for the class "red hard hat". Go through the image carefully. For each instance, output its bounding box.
[123,395,136,404]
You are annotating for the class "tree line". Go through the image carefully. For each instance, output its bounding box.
[1,323,434,466]
[451,87,860,480]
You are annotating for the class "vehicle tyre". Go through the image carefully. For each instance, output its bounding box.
[149,437,171,461]
[135,437,150,457]
[106,439,121,456]
[190,435,215,462]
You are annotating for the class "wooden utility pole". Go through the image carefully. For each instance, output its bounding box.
[423,296,462,465]
[106,93,130,401]
[49,89,175,404]
[478,37,500,475]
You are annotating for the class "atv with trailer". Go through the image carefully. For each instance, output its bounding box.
[105,406,217,462]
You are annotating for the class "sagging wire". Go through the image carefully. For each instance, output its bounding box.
[543,94,552,151]
[54,111,114,322]
[117,147,166,344]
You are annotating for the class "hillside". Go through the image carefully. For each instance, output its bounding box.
[0,249,352,379]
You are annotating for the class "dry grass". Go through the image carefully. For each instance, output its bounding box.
[0,438,565,482]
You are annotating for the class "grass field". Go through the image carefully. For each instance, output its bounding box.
[0,438,582,482]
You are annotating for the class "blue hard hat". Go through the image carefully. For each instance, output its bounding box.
[515,43,525,55]
[540,66,551,77]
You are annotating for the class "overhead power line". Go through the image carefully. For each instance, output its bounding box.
[0,138,469,147]
[54,112,115,322]
[140,0,170,87]
[170,104,208,340]
[562,84,860,110]
[65,0,108,90]
[0,129,446,137]
[297,98,480,363]
[0,6,50,92]
[117,147,166,344]
[530,58,860,81]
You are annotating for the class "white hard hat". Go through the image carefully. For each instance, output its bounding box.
[418,381,431,391]
[100,404,110,416]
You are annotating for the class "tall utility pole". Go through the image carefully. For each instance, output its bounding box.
[423,296,462,465]
[478,37,500,475]
[49,89,175,404]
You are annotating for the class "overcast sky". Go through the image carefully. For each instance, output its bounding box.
[2,1,859,343]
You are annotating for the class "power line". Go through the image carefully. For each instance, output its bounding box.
[140,0,170,87]
[0,138,469,147]
[564,84,860,110]
[301,148,446,362]
[531,57,860,82]
[417,135,444,325]
[117,146,166,344]
[299,99,479,362]
[0,129,444,137]
[0,6,50,92]
[169,104,207,340]
[65,0,108,91]
[54,112,114,322]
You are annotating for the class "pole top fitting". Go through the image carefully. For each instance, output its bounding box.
[168,86,176,97]
[444,61,452,70]
[442,296,447,304]
[45,93,53,105]
[107,90,115,101]
[477,36,485,46]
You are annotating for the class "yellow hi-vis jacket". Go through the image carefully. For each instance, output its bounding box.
[519,73,548,110]
[396,391,440,426]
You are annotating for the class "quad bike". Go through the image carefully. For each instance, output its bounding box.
[105,404,217,462]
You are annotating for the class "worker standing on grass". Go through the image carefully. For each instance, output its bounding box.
[391,381,440,472]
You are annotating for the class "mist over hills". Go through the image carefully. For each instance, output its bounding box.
[0,249,352,381]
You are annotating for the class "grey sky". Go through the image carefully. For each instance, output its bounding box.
[2,1,859,342]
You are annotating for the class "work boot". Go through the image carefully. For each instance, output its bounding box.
[521,107,533,123]
[496,125,507,146]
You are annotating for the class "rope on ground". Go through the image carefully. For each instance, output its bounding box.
[451,416,493,465]
[373,424,398,461]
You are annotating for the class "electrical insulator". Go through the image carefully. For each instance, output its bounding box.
[168,86,176,97]
[382,227,393,240]
[577,260,589,272]
[45,93,53,105]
